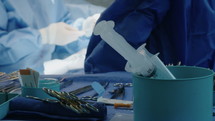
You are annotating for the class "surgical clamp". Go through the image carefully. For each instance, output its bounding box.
[109,85,125,99]
[113,83,132,87]
[27,88,99,114]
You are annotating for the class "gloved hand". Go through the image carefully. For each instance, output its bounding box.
[44,49,86,74]
[39,22,85,46]
[82,14,100,37]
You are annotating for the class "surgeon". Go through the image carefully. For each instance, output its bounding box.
[0,0,85,74]
[85,0,215,73]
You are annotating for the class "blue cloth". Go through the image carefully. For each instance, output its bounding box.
[5,97,107,121]
[40,71,132,89]
[61,71,132,82]
[0,0,72,74]
[85,0,215,73]
[40,72,133,121]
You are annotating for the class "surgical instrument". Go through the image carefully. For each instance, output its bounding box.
[42,88,99,114]
[97,97,133,105]
[0,71,19,82]
[70,84,93,95]
[109,85,125,99]
[94,20,175,79]
[69,82,108,95]
[26,95,59,103]
[81,96,98,101]
[113,83,132,87]
[0,81,21,93]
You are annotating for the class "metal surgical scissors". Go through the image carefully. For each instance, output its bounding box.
[42,88,99,114]
[0,71,19,82]
[109,85,125,99]
[113,83,133,87]
[81,96,98,101]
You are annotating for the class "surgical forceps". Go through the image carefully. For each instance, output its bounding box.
[109,82,132,99]
[0,71,19,82]
[27,88,99,114]
[81,96,98,101]
[113,83,133,87]
[109,85,125,99]
[0,81,21,93]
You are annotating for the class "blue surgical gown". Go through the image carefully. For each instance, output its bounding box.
[85,0,215,73]
[0,0,71,73]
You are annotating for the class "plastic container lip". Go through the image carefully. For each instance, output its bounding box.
[39,78,60,86]
[0,93,19,119]
[0,93,18,105]
[133,66,214,81]
[39,81,59,85]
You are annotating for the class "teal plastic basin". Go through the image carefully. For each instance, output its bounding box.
[133,66,214,121]
[0,93,19,119]
[21,79,60,99]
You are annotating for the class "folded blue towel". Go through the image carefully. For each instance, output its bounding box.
[5,97,107,121]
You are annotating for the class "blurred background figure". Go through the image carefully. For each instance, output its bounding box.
[85,0,215,73]
[0,0,108,74]
[44,0,107,74]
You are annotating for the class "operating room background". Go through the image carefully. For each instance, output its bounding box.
[43,0,114,74]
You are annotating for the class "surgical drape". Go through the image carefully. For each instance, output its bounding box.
[85,0,215,73]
